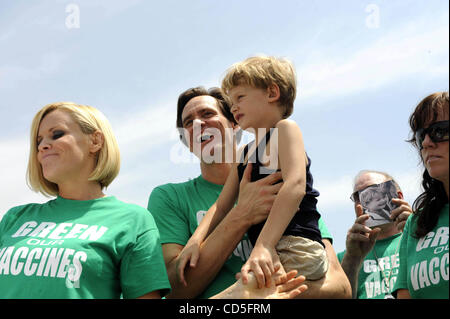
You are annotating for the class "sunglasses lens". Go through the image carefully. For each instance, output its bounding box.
[415,129,425,147]
[415,121,449,148]
[430,123,449,142]
[350,191,359,202]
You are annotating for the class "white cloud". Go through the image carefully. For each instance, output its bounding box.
[0,52,64,89]
[297,23,449,104]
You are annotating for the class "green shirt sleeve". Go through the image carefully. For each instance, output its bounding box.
[318,216,333,243]
[147,185,190,246]
[120,212,171,298]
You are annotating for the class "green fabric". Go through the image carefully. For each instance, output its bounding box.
[0,196,171,299]
[393,204,449,299]
[338,233,402,299]
[148,174,333,299]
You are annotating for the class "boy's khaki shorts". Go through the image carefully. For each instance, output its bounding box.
[276,235,328,280]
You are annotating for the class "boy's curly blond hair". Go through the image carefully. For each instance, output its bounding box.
[221,55,297,118]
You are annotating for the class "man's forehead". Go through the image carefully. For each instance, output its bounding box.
[182,95,219,119]
[354,172,387,191]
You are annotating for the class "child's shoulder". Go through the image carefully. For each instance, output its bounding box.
[275,118,300,130]
[275,119,302,137]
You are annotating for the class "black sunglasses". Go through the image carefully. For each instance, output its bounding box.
[349,191,359,203]
[415,120,449,149]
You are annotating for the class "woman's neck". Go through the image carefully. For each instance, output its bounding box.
[58,181,105,200]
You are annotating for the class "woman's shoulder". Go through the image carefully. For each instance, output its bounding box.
[110,197,150,215]
[3,201,52,217]
[0,201,51,230]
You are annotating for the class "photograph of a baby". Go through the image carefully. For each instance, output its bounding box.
[358,180,399,228]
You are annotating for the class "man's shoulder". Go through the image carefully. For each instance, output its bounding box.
[152,176,199,195]
[148,176,202,209]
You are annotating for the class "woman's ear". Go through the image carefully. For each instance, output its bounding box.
[90,131,104,154]
[267,83,281,102]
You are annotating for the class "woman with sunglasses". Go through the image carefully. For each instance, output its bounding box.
[393,92,449,299]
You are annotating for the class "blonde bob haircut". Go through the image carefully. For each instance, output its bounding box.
[27,102,121,197]
[221,55,297,118]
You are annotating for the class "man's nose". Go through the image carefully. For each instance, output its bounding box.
[193,118,205,126]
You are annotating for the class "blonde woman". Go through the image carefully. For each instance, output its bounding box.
[0,102,170,298]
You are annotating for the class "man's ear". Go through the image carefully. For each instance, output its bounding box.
[397,191,404,199]
[267,83,281,102]
[90,131,104,154]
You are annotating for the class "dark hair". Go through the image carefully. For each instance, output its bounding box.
[407,92,449,238]
[176,86,237,144]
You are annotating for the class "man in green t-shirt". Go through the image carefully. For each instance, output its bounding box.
[337,170,413,299]
[148,87,351,299]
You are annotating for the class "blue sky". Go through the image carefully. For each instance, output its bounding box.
[0,0,448,253]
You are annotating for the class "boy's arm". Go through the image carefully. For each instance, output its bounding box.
[240,120,309,287]
[256,119,308,247]
[176,163,240,285]
[166,168,284,298]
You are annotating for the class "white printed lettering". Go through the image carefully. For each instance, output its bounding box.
[430,227,449,248]
[0,247,14,274]
[57,249,75,278]
[28,222,56,238]
[65,224,89,239]
[441,253,449,280]
[43,248,65,277]
[36,248,51,276]
[428,257,440,285]
[69,251,87,282]
[24,248,42,276]
[79,225,108,240]
[10,247,28,275]
[417,231,434,251]
[11,221,37,238]
[48,223,73,240]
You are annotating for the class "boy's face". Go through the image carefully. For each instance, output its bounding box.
[228,84,277,130]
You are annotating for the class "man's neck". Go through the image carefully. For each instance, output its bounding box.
[377,224,401,240]
[200,162,232,185]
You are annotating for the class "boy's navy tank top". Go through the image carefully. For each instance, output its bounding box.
[237,128,323,247]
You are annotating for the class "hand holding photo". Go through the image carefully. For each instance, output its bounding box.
[358,180,399,228]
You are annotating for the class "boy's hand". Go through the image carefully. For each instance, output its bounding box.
[240,244,280,289]
[176,238,201,287]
